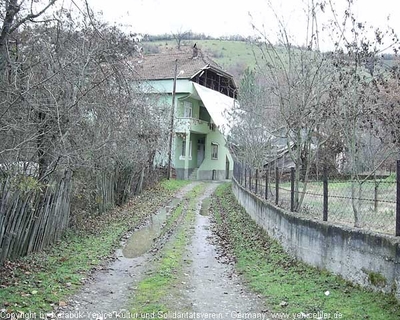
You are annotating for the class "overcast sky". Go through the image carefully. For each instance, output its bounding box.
[84,0,400,49]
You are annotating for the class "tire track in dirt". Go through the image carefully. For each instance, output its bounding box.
[55,182,200,320]
[56,182,267,320]
[182,183,266,318]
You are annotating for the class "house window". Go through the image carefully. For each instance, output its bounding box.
[211,143,218,160]
[180,139,192,159]
[183,101,193,118]
[181,140,186,157]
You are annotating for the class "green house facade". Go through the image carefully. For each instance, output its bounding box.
[137,48,237,180]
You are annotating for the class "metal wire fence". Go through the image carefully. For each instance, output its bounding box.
[233,161,399,236]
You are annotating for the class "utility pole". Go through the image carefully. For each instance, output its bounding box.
[167,59,178,180]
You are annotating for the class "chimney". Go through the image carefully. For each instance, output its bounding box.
[192,43,198,59]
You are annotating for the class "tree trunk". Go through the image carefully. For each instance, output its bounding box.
[0,0,20,74]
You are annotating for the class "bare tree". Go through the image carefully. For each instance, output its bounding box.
[0,3,169,263]
[231,0,400,223]
[172,28,192,50]
[0,0,58,74]
[228,68,274,168]
[325,0,400,226]
[231,1,334,211]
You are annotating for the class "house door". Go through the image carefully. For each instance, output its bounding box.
[226,156,230,179]
[197,138,205,167]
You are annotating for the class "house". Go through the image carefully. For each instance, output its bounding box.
[263,128,295,172]
[135,46,237,180]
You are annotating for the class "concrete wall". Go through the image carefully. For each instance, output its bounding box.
[232,179,400,299]
[175,168,194,180]
[198,169,232,180]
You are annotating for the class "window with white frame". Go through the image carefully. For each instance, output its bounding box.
[183,101,193,118]
[181,140,186,157]
[180,139,192,159]
[211,143,218,160]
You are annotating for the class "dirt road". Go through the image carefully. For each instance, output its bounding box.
[185,184,264,317]
[56,182,266,319]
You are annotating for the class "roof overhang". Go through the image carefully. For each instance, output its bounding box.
[192,83,238,136]
[190,65,237,89]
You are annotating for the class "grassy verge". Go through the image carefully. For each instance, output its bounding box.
[130,183,205,315]
[275,178,395,234]
[160,179,191,191]
[0,179,190,314]
[211,183,400,319]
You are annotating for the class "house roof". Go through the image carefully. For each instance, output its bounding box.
[134,47,231,81]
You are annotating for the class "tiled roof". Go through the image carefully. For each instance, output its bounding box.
[134,47,226,80]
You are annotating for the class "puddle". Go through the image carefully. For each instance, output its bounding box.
[56,183,200,320]
[122,199,180,258]
[199,198,211,216]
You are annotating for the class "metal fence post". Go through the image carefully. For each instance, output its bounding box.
[249,168,252,191]
[323,168,328,222]
[244,167,247,188]
[275,167,279,205]
[241,161,244,185]
[396,160,400,236]
[265,166,269,200]
[255,169,259,194]
[290,167,295,212]
[235,161,238,180]
[374,181,378,213]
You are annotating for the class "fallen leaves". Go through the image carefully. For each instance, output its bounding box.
[280,300,288,307]
[58,301,67,307]
[0,181,185,314]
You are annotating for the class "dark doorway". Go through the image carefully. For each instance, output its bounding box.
[197,138,205,167]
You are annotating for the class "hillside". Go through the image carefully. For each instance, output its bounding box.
[142,39,397,81]
[142,39,260,80]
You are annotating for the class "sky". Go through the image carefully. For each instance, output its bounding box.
[83,0,400,50]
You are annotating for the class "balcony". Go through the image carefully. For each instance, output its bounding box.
[175,118,211,134]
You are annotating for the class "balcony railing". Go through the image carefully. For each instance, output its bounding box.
[175,118,211,134]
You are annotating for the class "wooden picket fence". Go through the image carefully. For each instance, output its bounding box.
[0,165,166,264]
[0,171,72,264]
